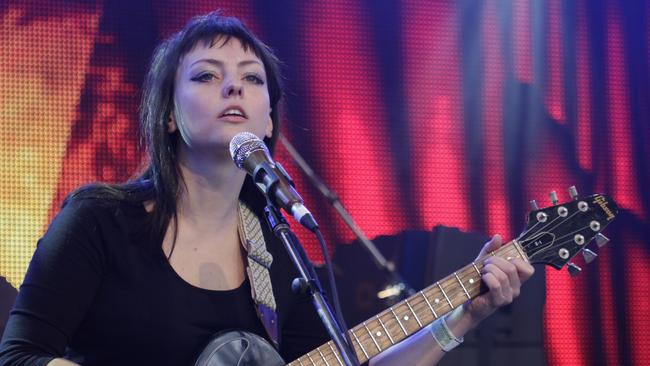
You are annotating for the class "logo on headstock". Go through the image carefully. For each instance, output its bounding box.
[593,195,615,221]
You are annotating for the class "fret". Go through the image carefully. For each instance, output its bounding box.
[389,307,408,336]
[375,315,395,344]
[471,261,481,276]
[404,298,423,327]
[420,290,438,318]
[317,348,330,366]
[437,281,453,308]
[363,321,382,352]
[350,328,369,359]
[454,272,471,299]
[298,357,305,366]
[327,342,343,366]
[307,352,316,365]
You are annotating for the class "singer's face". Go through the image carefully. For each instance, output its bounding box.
[170,37,273,154]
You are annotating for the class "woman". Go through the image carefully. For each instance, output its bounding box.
[0,11,533,366]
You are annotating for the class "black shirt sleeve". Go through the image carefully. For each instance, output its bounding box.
[0,198,107,366]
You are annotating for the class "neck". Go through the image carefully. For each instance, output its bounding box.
[175,144,247,227]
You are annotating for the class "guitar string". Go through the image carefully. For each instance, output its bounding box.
[307,205,601,363]
[298,240,542,363]
[346,291,451,355]
[300,342,344,365]
[319,219,522,359]
[522,209,582,246]
[517,219,542,241]
[524,225,595,255]
[517,212,566,243]
[539,222,597,247]
[330,264,497,363]
[294,272,486,364]
[518,208,582,247]
[333,294,465,363]
[308,223,565,362]
[296,227,512,361]
[330,220,601,362]
[345,264,489,355]
[520,221,595,254]
[522,210,591,256]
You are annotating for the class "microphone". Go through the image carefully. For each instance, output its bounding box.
[229,132,318,231]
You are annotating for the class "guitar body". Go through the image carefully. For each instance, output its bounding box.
[194,330,284,366]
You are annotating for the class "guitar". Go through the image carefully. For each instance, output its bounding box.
[194,191,618,366]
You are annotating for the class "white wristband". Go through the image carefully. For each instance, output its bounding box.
[429,315,464,352]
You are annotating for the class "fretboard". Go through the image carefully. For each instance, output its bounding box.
[286,240,527,366]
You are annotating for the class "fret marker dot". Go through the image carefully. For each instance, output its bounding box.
[403,315,409,321]
[434,298,440,304]
[469,278,475,284]
[376,331,382,337]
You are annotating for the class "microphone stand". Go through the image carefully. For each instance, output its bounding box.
[279,134,416,298]
[263,201,360,366]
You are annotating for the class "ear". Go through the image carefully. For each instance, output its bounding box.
[265,114,273,139]
[167,112,178,133]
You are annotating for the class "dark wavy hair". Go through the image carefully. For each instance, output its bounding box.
[66,11,283,257]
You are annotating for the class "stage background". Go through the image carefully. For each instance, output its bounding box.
[1,0,648,365]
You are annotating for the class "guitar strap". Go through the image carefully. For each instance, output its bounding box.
[237,200,280,349]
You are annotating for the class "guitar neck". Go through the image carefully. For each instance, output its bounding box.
[287,240,527,366]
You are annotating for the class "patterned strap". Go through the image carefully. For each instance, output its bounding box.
[238,201,280,347]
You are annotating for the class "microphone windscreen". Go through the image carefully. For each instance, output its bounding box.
[229,132,267,169]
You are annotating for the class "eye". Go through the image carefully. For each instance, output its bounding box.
[190,73,217,82]
[243,73,265,85]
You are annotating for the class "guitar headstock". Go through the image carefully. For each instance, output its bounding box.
[517,187,618,274]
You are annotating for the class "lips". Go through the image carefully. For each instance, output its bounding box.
[219,105,248,119]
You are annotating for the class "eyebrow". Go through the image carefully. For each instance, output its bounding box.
[189,59,263,68]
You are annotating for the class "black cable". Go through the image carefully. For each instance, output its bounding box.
[314,227,350,334]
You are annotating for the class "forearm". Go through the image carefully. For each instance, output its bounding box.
[369,236,535,365]
[369,306,474,366]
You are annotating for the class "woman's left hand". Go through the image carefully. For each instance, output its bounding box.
[369,234,536,366]
[463,234,535,325]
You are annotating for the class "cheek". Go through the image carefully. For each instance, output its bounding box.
[174,89,215,131]
[177,90,210,118]
[256,92,272,116]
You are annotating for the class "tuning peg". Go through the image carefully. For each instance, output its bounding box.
[595,233,610,247]
[550,191,559,205]
[530,200,539,210]
[569,186,578,200]
[568,263,582,277]
[582,248,598,263]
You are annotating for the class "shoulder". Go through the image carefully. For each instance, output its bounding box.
[58,192,135,225]
[33,188,150,272]
[47,186,147,247]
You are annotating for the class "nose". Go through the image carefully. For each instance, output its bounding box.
[222,81,243,98]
